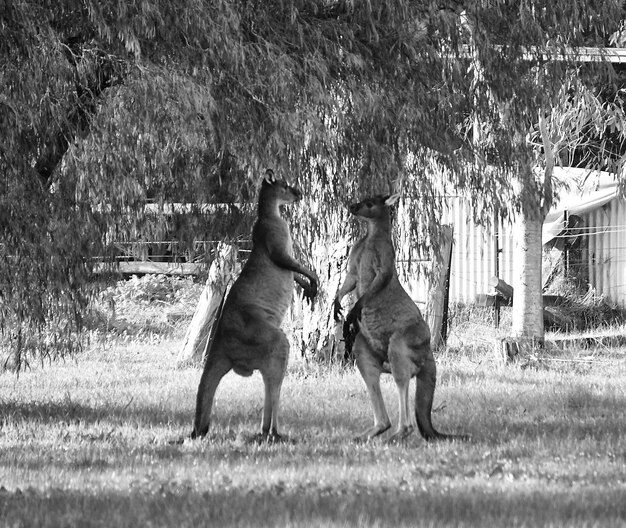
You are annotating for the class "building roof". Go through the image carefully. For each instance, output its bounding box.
[543,167,619,244]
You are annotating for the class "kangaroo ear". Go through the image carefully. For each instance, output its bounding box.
[385,193,401,206]
[264,168,276,184]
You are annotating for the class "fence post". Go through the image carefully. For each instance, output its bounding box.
[427,225,454,350]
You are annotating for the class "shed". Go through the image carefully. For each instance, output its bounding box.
[543,168,623,305]
[421,168,625,307]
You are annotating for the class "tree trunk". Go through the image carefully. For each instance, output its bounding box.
[301,240,349,362]
[507,112,554,356]
[176,243,238,368]
[426,225,454,350]
[511,213,544,348]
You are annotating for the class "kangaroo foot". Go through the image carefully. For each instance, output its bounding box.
[387,425,415,444]
[266,431,286,444]
[353,423,391,443]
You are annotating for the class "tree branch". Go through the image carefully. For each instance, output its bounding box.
[34,47,126,189]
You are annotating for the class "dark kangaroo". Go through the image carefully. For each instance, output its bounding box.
[192,169,318,441]
[334,193,466,442]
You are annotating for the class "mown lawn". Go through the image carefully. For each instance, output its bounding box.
[0,338,625,527]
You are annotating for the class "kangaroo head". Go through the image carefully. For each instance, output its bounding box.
[348,193,400,219]
[261,168,302,206]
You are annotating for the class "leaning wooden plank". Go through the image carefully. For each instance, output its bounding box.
[176,243,239,367]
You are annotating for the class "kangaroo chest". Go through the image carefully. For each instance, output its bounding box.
[352,237,407,351]
[232,217,294,323]
[355,239,393,296]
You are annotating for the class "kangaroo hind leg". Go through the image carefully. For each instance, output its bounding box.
[414,354,451,441]
[354,333,391,442]
[258,328,290,442]
[192,354,232,439]
[387,330,418,443]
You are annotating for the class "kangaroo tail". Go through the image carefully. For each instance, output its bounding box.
[415,360,469,442]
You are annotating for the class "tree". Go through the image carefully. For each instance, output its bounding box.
[510,82,626,346]
[459,2,626,348]
[0,0,470,367]
[2,1,624,367]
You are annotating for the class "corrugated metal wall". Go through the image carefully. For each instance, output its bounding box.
[584,199,626,305]
[440,197,515,304]
[416,196,626,307]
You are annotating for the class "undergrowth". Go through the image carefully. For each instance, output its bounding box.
[83,273,626,364]
[85,274,203,346]
[544,275,626,330]
[447,274,626,346]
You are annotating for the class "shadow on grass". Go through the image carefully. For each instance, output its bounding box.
[478,388,626,443]
[1,380,623,448]
[0,398,191,427]
[0,482,625,528]
[0,398,347,442]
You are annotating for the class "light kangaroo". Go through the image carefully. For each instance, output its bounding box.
[334,193,467,442]
[192,169,318,441]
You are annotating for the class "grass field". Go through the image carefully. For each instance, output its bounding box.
[1,331,625,528]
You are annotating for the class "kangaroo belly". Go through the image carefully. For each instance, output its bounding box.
[223,258,293,327]
[359,284,427,352]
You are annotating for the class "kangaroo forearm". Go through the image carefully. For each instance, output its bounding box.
[354,270,392,308]
[294,274,309,289]
[270,251,316,281]
[364,270,392,299]
[335,274,357,302]
[294,264,318,302]
[296,264,318,284]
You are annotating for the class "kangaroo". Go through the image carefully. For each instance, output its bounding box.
[334,193,466,443]
[192,169,318,441]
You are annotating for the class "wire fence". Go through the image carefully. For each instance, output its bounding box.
[444,209,626,306]
[103,194,626,307]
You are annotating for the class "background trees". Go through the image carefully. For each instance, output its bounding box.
[2,0,625,367]
[459,3,626,347]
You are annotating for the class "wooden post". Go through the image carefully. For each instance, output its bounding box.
[563,210,570,275]
[427,225,454,350]
[176,243,238,367]
[493,212,501,327]
[498,337,521,362]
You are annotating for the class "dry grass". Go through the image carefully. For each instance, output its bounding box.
[1,331,625,527]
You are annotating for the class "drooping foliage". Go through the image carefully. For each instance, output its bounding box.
[1,0,625,366]
[460,2,626,216]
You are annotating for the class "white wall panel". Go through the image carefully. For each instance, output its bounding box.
[402,196,626,307]
[584,199,626,306]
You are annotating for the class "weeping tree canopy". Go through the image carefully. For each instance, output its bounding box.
[1,0,625,366]
[461,2,626,216]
